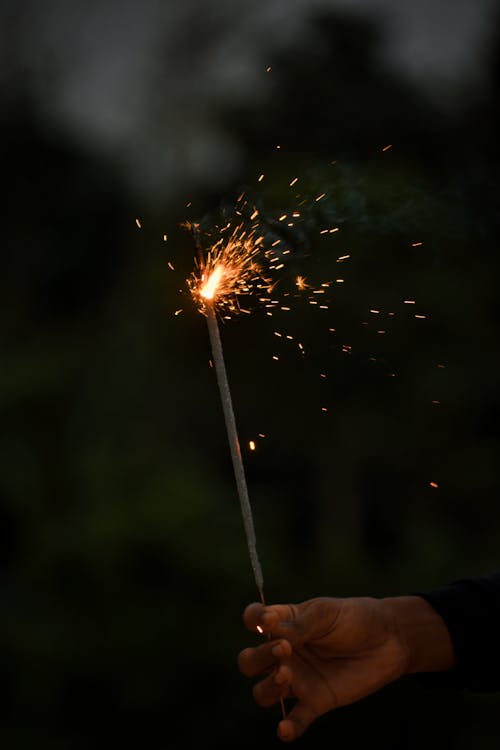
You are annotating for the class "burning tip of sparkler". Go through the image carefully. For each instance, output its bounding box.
[199,266,223,301]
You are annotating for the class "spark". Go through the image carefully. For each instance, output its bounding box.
[429,482,439,489]
[290,177,298,187]
[163,234,168,242]
[249,440,256,451]
[315,193,327,202]
[168,261,175,271]
[382,144,393,152]
[256,625,264,634]
[296,276,309,290]
[412,242,423,247]
[135,218,142,229]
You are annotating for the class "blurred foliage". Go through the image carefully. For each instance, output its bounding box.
[1,7,500,749]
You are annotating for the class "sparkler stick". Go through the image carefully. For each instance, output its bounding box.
[205,301,265,600]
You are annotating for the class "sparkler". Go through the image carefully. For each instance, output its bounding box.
[188,221,270,602]
[189,216,288,720]
[182,165,437,571]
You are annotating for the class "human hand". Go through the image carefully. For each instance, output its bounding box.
[238,597,409,742]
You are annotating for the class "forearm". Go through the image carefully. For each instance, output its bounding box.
[384,595,456,675]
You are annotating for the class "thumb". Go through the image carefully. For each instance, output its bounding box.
[243,603,299,638]
[265,599,342,647]
[256,604,305,645]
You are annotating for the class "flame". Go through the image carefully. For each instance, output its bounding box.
[200,266,224,300]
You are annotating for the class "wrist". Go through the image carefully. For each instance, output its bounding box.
[384,595,456,675]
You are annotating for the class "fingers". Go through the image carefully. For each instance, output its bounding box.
[238,638,292,677]
[277,704,318,743]
[243,602,298,638]
[252,663,293,708]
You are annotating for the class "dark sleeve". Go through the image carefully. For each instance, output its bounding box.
[418,570,500,691]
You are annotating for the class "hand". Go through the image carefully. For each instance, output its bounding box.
[238,597,409,742]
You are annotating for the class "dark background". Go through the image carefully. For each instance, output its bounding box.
[1,1,500,747]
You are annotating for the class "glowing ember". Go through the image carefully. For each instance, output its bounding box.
[296,275,309,290]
